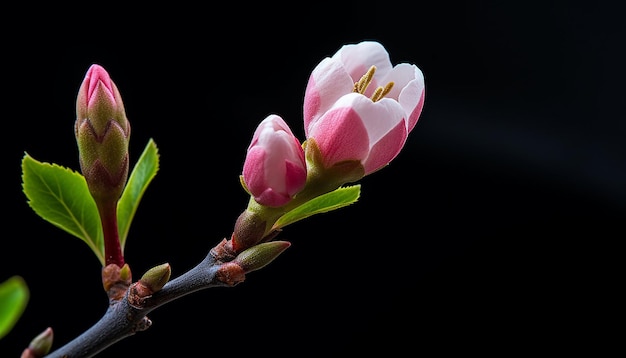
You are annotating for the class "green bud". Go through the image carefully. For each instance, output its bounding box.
[119,262,132,282]
[231,209,269,252]
[233,241,291,273]
[23,327,53,357]
[139,263,171,294]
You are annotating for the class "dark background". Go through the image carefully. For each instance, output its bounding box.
[2,1,623,356]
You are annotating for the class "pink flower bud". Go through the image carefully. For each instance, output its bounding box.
[75,64,130,203]
[303,41,425,174]
[76,64,128,139]
[74,64,130,268]
[242,115,307,207]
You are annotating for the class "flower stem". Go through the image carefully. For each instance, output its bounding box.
[97,200,124,267]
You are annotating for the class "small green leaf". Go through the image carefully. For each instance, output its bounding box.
[0,276,29,340]
[22,153,104,264]
[273,185,361,230]
[117,139,159,250]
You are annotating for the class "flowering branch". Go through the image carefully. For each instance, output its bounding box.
[13,40,425,358]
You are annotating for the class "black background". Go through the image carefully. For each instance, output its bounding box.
[2,1,623,357]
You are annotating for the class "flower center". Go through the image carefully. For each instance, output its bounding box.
[353,65,394,102]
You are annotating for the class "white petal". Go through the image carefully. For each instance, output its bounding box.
[333,41,393,85]
[332,94,405,146]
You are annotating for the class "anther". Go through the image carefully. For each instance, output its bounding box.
[353,65,395,102]
[371,81,395,102]
[353,66,377,94]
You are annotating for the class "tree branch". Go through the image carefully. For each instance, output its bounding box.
[44,251,233,358]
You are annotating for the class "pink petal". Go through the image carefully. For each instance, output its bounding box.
[86,64,114,103]
[405,88,425,133]
[242,147,267,195]
[303,58,353,135]
[285,160,307,196]
[243,147,292,207]
[333,95,408,174]
[352,96,406,145]
[308,104,370,168]
[363,119,407,174]
[255,188,291,208]
[384,64,425,133]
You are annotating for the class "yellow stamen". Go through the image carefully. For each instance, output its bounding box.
[352,65,395,102]
[370,81,395,102]
[353,65,377,94]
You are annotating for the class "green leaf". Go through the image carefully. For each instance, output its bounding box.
[22,153,104,264]
[0,276,29,340]
[117,139,159,250]
[273,185,361,230]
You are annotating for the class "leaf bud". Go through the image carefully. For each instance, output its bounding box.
[233,241,291,273]
[138,263,171,294]
[20,327,53,358]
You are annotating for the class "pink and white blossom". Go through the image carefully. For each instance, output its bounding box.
[243,115,307,207]
[303,41,425,174]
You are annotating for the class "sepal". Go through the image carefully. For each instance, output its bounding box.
[239,175,251,195]
[303,138,365,193]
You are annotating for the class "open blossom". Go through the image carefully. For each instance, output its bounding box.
[242,114,307,207]
[303,41,425,175]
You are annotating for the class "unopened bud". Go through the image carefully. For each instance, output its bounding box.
[75,64,130,204]
[233,241,291,273]
[241,114,307,207]
[231,209,268,252]
[21,327,53,358]
[138,263,171,294]
[119,263,132,282]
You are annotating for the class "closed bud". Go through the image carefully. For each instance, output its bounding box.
[138,263,171,294]
[242,114,306,207]
[75,64,131,204]
[233,241,291,273]
[231,209,269,252]
[20,327,53,358]
[128,263,171,307]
